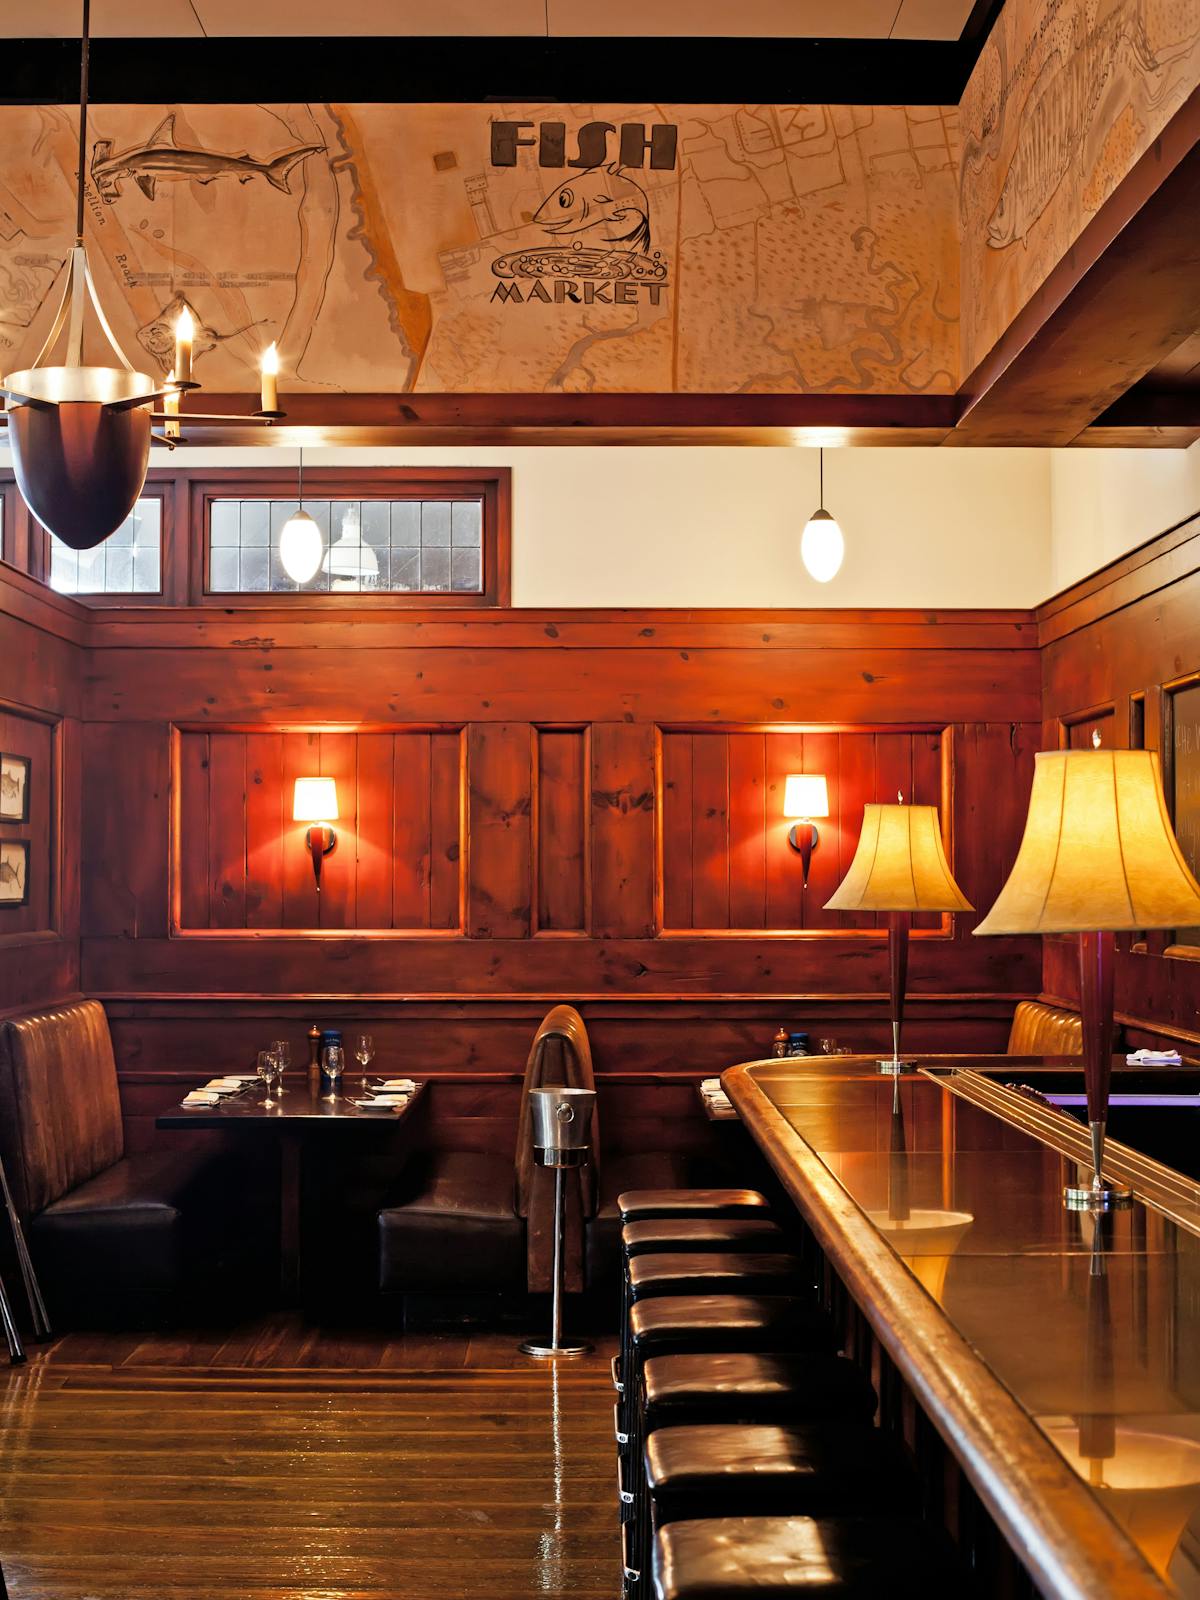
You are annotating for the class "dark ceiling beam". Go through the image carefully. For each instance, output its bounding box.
[951,88,1200,447]
[1,26,1001,107]
[180,391,958,448]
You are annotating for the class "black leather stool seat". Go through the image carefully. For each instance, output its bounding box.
[629,1252,804,1300]
[642,1352,877,1429]
[619,1189,771,1222]
[654,1515,969,1597]
[645,1424,918,1525]
[624,1217,787,1257]
[630,1295,831,1360]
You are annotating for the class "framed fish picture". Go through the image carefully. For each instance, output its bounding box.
[0,841,29,908]
[0,754,30,823]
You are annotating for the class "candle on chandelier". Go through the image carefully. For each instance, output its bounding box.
[260,343,279,413]
[174,307,195,385]
[163,371,180,440]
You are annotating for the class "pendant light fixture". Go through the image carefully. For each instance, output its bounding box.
[800,448,846,583]
[0,1,286,551]
[278,448,324,585]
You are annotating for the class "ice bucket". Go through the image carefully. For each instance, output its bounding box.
[529,1086,596,1164]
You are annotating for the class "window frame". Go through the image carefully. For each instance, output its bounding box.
[188,467,511,609]
[42,488,171,604]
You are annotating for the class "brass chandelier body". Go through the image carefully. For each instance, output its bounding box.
[0,1,282,550]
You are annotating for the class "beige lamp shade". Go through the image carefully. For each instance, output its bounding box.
[825,803,972,914]
[293,776,339,823]
[783,773,829,820]
[974,750,1200,935]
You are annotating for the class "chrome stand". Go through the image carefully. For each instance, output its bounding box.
[521,1160,593,1359]
[1064,1120,1133,1211]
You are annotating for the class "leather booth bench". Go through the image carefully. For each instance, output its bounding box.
[0,1000,265,1326]
[376,1005,704,1310]
[1006,1000,1083,1055]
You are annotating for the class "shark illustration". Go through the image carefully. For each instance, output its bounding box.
[90,114,324,203]
[532,164,651,254]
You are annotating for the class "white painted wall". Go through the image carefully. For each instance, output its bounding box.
[1048,441,1200,593]
[6,438,1198,608]
[106,443,1053,609]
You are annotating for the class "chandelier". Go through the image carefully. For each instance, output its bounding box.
[0,1,285,551]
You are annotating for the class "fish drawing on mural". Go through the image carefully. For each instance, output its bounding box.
[90,114,324,203]
[532,165,651,253]
[985,3,1162,248]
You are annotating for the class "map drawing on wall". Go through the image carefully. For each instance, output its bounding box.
[0,101,963,395]
[958,0,1200,375]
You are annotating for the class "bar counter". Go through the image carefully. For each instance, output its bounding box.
[723,1057,1200,1600]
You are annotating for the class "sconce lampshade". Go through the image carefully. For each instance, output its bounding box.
[973,750,1200,935]
[293,777,339,823]
[783,773,829,820]
[826,803,972,913]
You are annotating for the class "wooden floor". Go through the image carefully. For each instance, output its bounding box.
[0,1317,620,1599]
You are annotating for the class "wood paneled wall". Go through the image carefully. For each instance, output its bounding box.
[0,565,83,1014]
[1039,511,1200,1053]
[177,728,463,931]
[0,550,1053,1099]
[57,601,1043,1088]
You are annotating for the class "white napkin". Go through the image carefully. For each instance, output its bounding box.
[378,1078,417,1092]
[182,1090,220,1107]
[365,1092,410,1106]
[701,1078,722,1093]
[204,1079,244,1094]
[1126,1048,1184,1065]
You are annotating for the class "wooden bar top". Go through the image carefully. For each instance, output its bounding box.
[723,1056,1200,1600]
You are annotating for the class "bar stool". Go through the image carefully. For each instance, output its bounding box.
[623,1216,789,1257]
[619,1295,836,1577]
[622,1357,880,1594]
[619,1188,772,1222]
[653,1515,970,1597]
[612,1188,775,1399]
[644,1422,919,1527]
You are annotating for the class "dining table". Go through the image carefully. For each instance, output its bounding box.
[156,1079,427,1300]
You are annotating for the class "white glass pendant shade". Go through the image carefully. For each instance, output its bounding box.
[801,508,845,583]
[278,509,323,584]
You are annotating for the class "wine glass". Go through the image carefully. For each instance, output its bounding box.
[355,1033,375,1091]
[257,1049,279,1109]
[271,1039,292,1095]
[322,1043,344,1101]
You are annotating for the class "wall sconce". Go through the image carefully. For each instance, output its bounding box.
[293,777,338,893]
[783,773,829,888]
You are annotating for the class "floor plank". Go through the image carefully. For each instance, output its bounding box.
[0,1314,619,1599]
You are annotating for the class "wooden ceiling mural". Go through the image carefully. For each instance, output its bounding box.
[0,101,958,396]
[958,0,1200,379]
[0,9,1194,406]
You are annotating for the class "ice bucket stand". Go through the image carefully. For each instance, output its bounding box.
[520,1086,596,1359]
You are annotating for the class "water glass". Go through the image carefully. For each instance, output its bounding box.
[257,1049,279,1108]
[271,1039,292,1095]
[322,1043,345,1100]
[355,1033,375,1090]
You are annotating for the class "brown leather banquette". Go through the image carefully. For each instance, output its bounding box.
[1006,1000,1083,1056]
[0,999,256,1324]
[376,1004,688,1300]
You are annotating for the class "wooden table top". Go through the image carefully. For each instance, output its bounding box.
[156,1080,426,1130]
[723,1055,1200,1600]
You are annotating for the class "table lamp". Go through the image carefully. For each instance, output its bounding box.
[825,801,972,1074]
[974,749,1200,1210]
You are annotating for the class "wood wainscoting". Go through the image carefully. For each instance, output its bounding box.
[1039,511,1200,1055]
[0,553,1045,1130]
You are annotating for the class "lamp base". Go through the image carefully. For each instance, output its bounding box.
[877,1057,913,1076]
[1063,1179,1133,1211]
[519,1340,594,1358]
